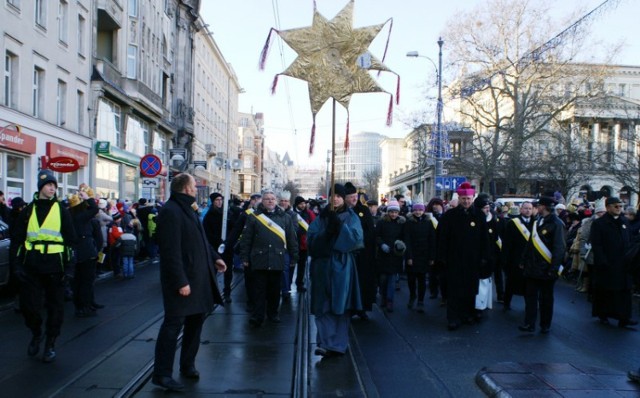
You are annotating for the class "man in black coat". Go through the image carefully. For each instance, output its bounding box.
[152,174,226,391]
[519,196,565,334]
[436,183,491,331]
[590,196,636,328]
[501,201,534,311]
[202,192,234,303]
[345,183,377,318]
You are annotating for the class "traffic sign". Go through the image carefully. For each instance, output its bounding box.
[435,176,467,191]
[140,154,162,177]
[142,177,159,188]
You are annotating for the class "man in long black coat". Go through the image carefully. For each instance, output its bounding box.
[152,174,226,391]
[345,183,377,318]
[501,201,534,311]
[436,183,491,331]
[591,196,636,328]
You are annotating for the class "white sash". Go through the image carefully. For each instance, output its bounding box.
[531,222,552,264]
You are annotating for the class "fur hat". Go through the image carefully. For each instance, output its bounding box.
[344,182,357,196]
[37,169,58,191]
[456,182,475,197]
[331,183,346,199]
[278,190,291,201]
[387,200,400,212]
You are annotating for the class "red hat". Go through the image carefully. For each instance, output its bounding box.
[456,182,475,197]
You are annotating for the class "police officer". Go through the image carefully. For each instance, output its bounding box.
[14,169,77,362]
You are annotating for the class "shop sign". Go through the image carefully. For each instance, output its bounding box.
[47,156,80,173]
[0,125,36,154]
[95,141,141,167]
[46,142,88,166]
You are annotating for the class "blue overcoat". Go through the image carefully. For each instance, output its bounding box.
[308,207,364,315]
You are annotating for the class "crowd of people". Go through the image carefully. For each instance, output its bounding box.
[6,167,640,390]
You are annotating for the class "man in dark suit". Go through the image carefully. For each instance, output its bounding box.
[152,173,226,391]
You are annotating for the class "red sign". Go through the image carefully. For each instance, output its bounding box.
[46,142,88,166]
[47,157,80,173]
[140,154,162,177]
[0,126,36,154]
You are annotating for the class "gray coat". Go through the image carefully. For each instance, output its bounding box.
[156,192,223,317]
[239,205,299,271]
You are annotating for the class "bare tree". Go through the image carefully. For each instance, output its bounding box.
[361,167,381,201]
[442,0,616,195]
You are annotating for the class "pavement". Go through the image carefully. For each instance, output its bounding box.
[476,362,640,397]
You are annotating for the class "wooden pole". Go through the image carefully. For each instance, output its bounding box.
[330,98,337,211]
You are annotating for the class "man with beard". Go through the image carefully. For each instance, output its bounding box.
[519,196,565,334]
[344,182,376,319]
[590,197,636,328]
[436,182,491,331]
[202,192,234,303]
[501,201,534,311]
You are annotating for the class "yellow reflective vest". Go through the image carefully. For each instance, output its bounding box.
[24,201,65,254]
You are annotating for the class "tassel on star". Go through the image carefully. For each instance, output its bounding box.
[258,28,277,70]
[344,113,350,153]
[271,74,279,95]
[309,117,316,155]
[386,95,394,126]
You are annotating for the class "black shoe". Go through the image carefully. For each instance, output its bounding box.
[518,324,535,332]
[27,334,42,357]
[152,376,185,391]
[42,337,56,363]
[75,308,97,318]
[282,293,291,302]
[503,304,512,312]
[619,319,638,328]
[447,322,459,331]
[314,347,327,356]
[429,294,438,299]
[599,317,610,325]
[359,311,370,320]
[224,296,232,304]
[90,302,105,310]
[540,326,550,334]
[416,302,425,313]
[180,367,200,379]
[297,286,307,292]
[628,370,640,383]
[249,317,262,328]
[407,298,416,309]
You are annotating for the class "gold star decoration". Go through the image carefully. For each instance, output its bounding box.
[259,0,398,154]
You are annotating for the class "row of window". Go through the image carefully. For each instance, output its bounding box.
[4,51,85,129]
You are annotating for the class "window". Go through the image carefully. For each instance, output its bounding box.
[32,67,44,117]
[126,45,137,78]
[56,80,67,126]
[6,154,25,200]
[128,0,137,17]
[35,0,46,28]
[619,84,626,97]
[7,0,20,9]
[97,98,121,146]
[78,15,86,56]
[153,131,166,160]
[57,1,68,43]
[125,115,148,156]
[4,52,17,109]
[77,90,84,132]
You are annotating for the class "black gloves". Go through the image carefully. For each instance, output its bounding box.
[326,211,342,236]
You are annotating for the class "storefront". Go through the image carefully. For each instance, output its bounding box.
[0,125,36,202]
[95,141,141,201]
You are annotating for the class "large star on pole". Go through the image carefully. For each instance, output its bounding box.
[259,0,398,154]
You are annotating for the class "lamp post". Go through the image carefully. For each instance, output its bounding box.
[407,37,445,198]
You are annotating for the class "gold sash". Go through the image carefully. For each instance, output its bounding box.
[252,212,287,248]
[531,222,552,264]
[297,214,309,231]
[512,218,531,241]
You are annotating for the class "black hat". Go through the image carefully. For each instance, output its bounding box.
[366,199,378,206]
[474,193,491,208]
[10,197,25,209]
[331,183,346,199]
[138,198,148,205]
[344,182,357,195]
[210,192,223,202]
[605,197,622,206]
[294,196,307,207]
[536,196,557,208]
[37,169,58,191]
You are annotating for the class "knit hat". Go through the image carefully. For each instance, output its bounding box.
[555,203,566,210]
[37,169,58,191]
[412,202,425,211]
[344,182,357,196]
[366,199,378,206]
[138,198,147,205]
[210,192,223,202]
[387,200,400,212]
[331,183,346,199]
[456,182,475,197]
[10,197,25,209]
[474,194,491,208]
[278,190,291,201]
[294,196,307,207]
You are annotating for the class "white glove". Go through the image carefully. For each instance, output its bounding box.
[381,244,391,253]
[217,243,226,254]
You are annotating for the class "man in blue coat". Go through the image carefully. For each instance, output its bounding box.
[152,173,226,391]
[308,183,363,357]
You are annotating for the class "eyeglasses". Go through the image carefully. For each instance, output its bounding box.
[612,205,623,208]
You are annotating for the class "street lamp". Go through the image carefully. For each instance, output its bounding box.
[407,37,445,198]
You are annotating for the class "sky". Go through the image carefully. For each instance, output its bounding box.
[200,0,639,168]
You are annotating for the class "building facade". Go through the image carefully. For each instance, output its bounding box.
[334,132,385,186]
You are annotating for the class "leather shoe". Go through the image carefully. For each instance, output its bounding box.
[518,324,535,332]
[91,302,105,309]
[619,319,638,328]
[599,317,610,325]
[248,317,262,328]
[268,315,281,323]
[447,322,459,331]
[180,367,200,379]
[540,327,550,334]
[152,376,185,391]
